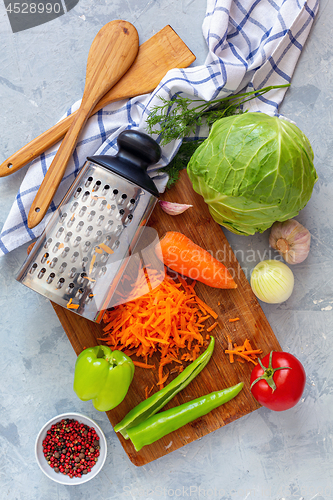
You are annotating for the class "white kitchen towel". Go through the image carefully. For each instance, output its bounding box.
[0,0,319,256]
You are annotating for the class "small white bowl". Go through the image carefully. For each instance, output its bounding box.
[35,412,107,485]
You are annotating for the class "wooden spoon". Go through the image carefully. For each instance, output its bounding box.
[0,26,195,179]
[27,20,139,229]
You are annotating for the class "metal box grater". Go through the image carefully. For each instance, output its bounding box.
[16,130,164,322]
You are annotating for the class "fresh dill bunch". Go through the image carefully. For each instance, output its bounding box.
[146,84,290,146]
[146,95,207,145]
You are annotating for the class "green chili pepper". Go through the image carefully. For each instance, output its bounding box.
[114,336,215,439]
[127,382,244,451]
[73,345,134,412]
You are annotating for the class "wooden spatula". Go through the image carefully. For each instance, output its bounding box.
[27,20,139,229]
[0,26,195,179]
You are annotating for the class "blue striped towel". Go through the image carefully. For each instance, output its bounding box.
[0,0,319,256]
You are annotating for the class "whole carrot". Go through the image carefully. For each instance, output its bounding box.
[156,231,237,289]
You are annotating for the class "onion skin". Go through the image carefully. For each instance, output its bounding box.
[269,219,311,264]
[250,260,294,304]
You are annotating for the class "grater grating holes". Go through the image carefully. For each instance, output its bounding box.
[95,230,103,243]
[70,201,79,213]
[105,220,113,231]
[56,277,65,289]
[82,191,90,203]
[116,209,125,220]
[99,266,107,277]
[107,204,116,215]
[44,237,52,249]
[85,176,93,187]
[114,224,123,236]
[102,185,110,195]
[38,268,46,279]
[69,267,76,278]
[124,214,133,225]
[110,189,118,200]
[67,215,75,227]
[92,180,101,192]
[81,257,88,269]
[60,247,70,258]
[100,253,109,264]
[59,262,67,273]
[66,282,75,294]
[76,288,85,299]
[111,240,120,251]
[64,231,72,242]
[46,273,55,284]
[77,273,86,285]
[70,252,79,263]
[41,252,49,264]
[76,221,84,232]
[73,236,81,247]
[29,263,38,274]
[56,227,64,238]
[83,241,91,252]
[99,199,107,211]
[74,187,82,199]
[90,196,97,207]
[128,198,136,210]
[79,206,87,217]
[59,212,67,223]
[97,215,105,226]
[53,242,60,252]
[87,210,96,221]
[118,193,127,205]
[50,257,58,268]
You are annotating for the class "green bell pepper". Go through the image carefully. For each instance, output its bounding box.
[73,345,135,412]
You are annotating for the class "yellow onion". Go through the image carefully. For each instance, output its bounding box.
[250,260,294,304]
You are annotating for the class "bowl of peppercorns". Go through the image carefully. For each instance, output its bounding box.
[35,412,107,484]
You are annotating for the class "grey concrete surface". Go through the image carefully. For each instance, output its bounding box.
[1,1,332,499]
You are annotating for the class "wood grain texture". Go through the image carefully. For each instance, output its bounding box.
[0,25,195,178]
[51,169,281,466]
[27,20,139,229]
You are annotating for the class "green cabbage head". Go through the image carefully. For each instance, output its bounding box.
[187,112,317,235]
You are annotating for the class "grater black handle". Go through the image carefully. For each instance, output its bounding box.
[117,129,161,167]
[87,130,162,197]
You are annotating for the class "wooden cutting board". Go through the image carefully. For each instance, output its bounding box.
[51,169,282,466]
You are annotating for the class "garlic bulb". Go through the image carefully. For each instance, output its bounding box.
[158,200,192,215]
[269,219,311,264]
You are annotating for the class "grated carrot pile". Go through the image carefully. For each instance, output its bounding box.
[102,269,218,387]
[225,335,262,365]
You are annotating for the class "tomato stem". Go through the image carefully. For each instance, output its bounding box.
[250,351,292,393]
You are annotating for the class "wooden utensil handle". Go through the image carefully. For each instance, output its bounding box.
[27,110,89,228]
[0,26,195,178]
[1,115,73,177]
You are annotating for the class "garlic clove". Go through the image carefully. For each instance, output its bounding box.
[158,200,193,216]
[269,219,311,264]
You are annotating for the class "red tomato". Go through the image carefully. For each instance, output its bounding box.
[250,351,306,411]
